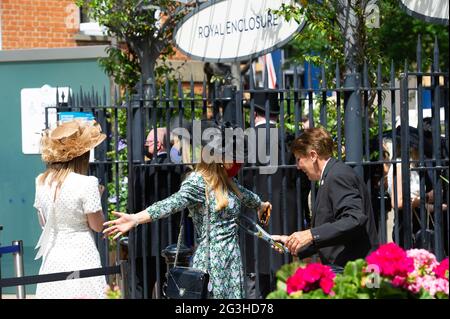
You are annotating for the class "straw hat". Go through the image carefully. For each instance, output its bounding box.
[40,120,106,163]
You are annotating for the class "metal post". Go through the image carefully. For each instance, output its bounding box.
[95,101,110,272]
[118,237,129,299]
[119,260,130,300]
[400,73,412,249]
[222,85,237,124]
[432,37,443,260]
[12,240,26,299]
[126,88,137,299]
[344,73,363,177]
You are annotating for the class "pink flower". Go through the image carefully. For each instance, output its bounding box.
[407,249,439,275]
[433,258,449,280]
[392,275,408,288]
[409,275,449,297]
[366,243,414,280]
[286,263,336,295]
[403,252,449,297]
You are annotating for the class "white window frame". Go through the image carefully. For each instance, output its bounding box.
[79,6,107,36]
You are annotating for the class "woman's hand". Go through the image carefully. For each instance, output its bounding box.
[103,212,138,240]
[271,235,288,254]
[258,201,272,226]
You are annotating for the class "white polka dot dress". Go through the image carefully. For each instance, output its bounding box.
[33,172,107,299]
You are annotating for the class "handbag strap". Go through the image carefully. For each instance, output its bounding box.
[174,181,211,272]
[173,210,185,267]
[204,185,211,273]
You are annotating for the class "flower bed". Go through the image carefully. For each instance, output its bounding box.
[267,243,448,299]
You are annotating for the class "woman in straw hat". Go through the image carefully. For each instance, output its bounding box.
[34,119,107,299]
[103,120,272,299]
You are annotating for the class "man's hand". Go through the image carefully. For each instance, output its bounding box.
[285,230,313,256]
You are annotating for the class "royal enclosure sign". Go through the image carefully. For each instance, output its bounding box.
[399,0,449,25]
[174,0,305,62]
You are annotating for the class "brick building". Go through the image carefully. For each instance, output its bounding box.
[0,0,203,83]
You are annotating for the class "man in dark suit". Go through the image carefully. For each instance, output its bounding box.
[135,127,182,298]
[242,90,310,297]
[273,127,378,272]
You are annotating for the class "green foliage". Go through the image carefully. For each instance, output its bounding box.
[371,278,408,299]
[267,259,417,299]
[77,0,188,90]
[267,255,450,299]
[273,0,448,161]
[376,0,449,72]
[276,1,345,69]
[105,284,122,299]
[266,289,289,299]
[266,261,303,299]
[99,47,140,90]
[275,261,304,283]
[277,0,448,81]
[290,289,330,299]
[332,259,373,298]
[105,107,128,231]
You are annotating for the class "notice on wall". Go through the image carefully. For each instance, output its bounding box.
[21,85,71,154]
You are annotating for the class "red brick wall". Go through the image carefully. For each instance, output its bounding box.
[1,0,80,49]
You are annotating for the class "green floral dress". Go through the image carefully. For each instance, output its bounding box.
[146,171,261,299]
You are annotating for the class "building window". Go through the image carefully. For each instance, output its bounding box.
[79,6,107,36]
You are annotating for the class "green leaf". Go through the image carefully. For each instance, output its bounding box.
[374,280,408,299]
[435,291,449,299]
[297,289,331,299]
[275,262,304,283]
[418,290,434,299]
[266,290,289,299]
[276,280,287,292]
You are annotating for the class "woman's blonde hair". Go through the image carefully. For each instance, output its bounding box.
[38,151,90,192]
[195,160,241,211]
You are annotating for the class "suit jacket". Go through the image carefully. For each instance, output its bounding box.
[242,123,310,274]
[303,158,378,267]
[135,153,182,258]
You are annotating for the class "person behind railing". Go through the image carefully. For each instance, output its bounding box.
[33,119,107,299]
[104,120,272,299]
[271,127,379,274]
[168,117,193,166]
[388,124,448,250]
[422,118,449,255]
[241,90,311,298]
[132,127,183,298]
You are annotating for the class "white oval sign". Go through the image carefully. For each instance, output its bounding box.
[399,0,449,25]
[174,0,305,62]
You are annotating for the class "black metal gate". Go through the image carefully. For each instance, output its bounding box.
[48,36,448,299]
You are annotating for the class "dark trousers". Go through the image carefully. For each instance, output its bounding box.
[134,256,167,299]
[245,273,274,299]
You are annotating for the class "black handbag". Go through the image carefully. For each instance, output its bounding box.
[166,266,210,299]
[165,187,212,299]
